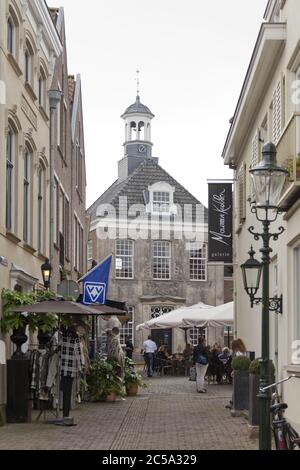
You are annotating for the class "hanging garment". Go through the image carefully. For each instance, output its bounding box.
[60,333,82,378]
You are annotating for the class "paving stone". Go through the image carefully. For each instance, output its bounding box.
[0,376,258,450]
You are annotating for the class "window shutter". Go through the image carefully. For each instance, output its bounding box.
[273,81,281,145]
[238,163,246,224]
[250,130,259,200]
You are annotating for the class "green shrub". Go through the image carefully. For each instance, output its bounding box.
[86,357,125,401]
[249,358,275,376]
[232,356,251,371]
[124,358,147,388]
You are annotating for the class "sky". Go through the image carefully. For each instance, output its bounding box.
[48,0,267,208]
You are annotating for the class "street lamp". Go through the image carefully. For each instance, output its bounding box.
[241,246,262,306]
[41,259,52,290]
[241,142,287,450]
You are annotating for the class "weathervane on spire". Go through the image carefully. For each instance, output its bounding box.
[136,69,140,98]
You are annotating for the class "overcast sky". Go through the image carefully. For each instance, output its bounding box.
[48,0,267,208]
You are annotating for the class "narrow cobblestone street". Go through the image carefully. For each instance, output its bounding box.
[0,376,257,450]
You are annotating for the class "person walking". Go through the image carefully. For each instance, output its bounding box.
[142,335,157,377]
[193,336,209,393]
[125,336,134,360]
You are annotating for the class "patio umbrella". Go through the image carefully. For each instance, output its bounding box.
[136,302,213,331]
[182,302,234,328]
[13,299,127,317]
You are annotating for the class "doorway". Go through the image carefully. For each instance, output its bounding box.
[151,329,173,353]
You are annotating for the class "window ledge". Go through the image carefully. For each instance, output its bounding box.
[6,231,21,245]
[285,364,300,375]
[25,82,37,102]
[23,243,36,255]
[39,105,49,122]
[38,253,48,262]
[7,53,22,77]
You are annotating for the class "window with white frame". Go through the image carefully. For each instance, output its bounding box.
[189,243,207,281]
[37,162,45,253]
[23,146,31,243]
[293,247,300,350]
[153,191,170,213]
[7,16,15,55]
[189,327,206,347]
[116,240,134,279]
[24,41,33,85]
[153,241,171,280]
[74,214,84,273]
[6,125,15,231]
[87,240,93,268]
[147,182,176,215]
[39,67,47,108]
[273,81,281,145]
[120,306,134,346]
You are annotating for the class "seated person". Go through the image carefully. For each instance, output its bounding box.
[157,345,172,360]
[218,347,232,384]
[207,345,223,384]
[182,344,193,361]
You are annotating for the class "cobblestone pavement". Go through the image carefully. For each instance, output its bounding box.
[0,376,258,450]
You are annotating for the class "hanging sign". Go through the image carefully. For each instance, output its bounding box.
[208,183,233,263]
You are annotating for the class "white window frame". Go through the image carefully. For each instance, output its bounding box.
[115,240,134,279]
[189,243,207,282]
[23,146,31,243]
[147,182,176,215]
[189,327,207,347]
[293,246,300,348]
[120,306,134,346]
[37,162,45,253]
[152,241,171,280]
[6,125,15,231]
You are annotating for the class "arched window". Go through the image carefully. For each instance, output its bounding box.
[24,39,34,85]
[37,162,46,253]
[130,121,137,141]
[6,126,15,230]
[138,121,145,140]
[7,16,15,55]
[38,67,47,108]
[23,146,32,242]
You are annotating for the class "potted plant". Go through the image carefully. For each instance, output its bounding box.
[232,356,251,412]
[249,358,275,426]
[124,358,146,396]
[86,357,125,402]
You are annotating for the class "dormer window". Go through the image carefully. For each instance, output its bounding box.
[153,191,170,213]
[147,182,176,215]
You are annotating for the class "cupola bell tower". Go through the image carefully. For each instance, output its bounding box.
[121,94,154,159]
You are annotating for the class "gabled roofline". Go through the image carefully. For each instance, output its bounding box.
[71,74,81,141]
[222,22,286,163]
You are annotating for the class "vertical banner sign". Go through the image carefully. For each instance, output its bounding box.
[208,183,233,263]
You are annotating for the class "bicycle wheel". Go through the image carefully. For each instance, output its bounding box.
[286,423,300,450]
[273,421,288,450]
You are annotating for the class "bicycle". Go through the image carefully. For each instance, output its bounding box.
[260,375,300,450]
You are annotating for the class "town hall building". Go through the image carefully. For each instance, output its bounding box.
[88,93,230,352]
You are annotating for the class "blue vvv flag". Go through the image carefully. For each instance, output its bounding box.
[79,255,112,305]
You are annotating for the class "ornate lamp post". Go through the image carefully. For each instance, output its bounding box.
[41,258,52,290]
[241,142,287,450]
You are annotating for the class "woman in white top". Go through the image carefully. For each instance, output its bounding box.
[231,338,247,357]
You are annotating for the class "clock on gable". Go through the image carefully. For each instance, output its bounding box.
[138,145,146,154]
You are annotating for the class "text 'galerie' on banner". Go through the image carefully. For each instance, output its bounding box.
[208,183,233,263]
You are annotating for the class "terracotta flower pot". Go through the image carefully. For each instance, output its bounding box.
[105,392,117,402]
[126,383,138,396]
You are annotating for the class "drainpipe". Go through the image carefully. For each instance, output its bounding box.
[48,90,62,291]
